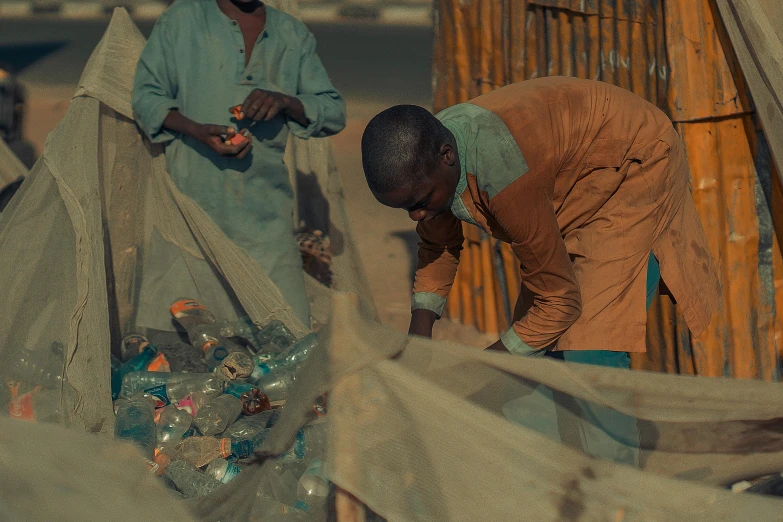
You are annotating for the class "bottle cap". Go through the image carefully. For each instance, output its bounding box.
[219,437,232,458]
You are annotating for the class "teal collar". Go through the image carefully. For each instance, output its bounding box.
[444,120,478,227]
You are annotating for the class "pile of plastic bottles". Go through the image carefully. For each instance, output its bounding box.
[111,298,331,515]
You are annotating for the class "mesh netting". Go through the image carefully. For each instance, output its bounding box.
[2,6,783,522]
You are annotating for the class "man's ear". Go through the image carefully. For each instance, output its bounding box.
[441,143,456,167]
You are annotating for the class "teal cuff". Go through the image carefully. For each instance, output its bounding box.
[287,94,320,139]
[411,292,447,317]
[500,328,544,356]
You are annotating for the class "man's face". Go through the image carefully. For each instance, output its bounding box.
[374,143,460,222]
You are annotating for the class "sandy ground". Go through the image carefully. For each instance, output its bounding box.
[21,85,494,348]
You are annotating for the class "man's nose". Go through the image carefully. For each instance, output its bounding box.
[408,209,427,222]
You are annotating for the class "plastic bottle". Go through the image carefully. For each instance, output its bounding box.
[205,458,242,484]
[111,345,158,400]
[7,383,66,423]
[176,436,232,468]
[250,332,318,381]
[217,352,254,381]
[225,382,271,415]
[119,371,223,401]
[169,298,246,370]
[8,341,65,390]
[193,394,242,436]
[157,404,192,452]
[295,459,331,513]
[230,426,271,459]
[120,333,150,362]
[165,460,224,498]
[114,394,157,458]
[225,409,275,440]
[254,319,296,354]
[252,366,296,402]
[281,421,328,463]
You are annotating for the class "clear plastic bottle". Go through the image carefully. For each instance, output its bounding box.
[224,382,271,415]
[165,460,224,498]
[157,404,192,453]
[295,459,331,513]
[254,320,296,354]
[111,345,158,400]
[119,371,223,401]
[169,298,250,370]
[7,383,66,423]
[281,421,328,463]
[176,436,232,468]
[120,333,150,362]
[7,341,65,390]
[252,366,296,402]
[114,394,157,458]
[250,332,318,381]
[225,409,275,440]
[193,394,242,436]
[205,458,242,484]
[230,426,271,459]
[217,352,254,381]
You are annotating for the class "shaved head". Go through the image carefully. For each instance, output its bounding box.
[361,105,452,195]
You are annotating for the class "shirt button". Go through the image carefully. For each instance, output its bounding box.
[246,75,253,81]
[231,20,237,25]
[239,49,244,53]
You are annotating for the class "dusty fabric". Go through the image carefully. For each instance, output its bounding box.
[0,136,26,189]
[5,7,783,522]
[0,416,194,522]
[132,0,346,324]
[413,77,721,353]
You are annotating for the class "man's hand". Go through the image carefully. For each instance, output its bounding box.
[409,309,438,338]
[485,340,509,352]
[235,89,308,127]
[193,124,252,158]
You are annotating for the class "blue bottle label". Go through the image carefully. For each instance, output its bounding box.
[220,462,242,483]
[144,384,171,409]
[231,439,254,459]
[224,382,257,399]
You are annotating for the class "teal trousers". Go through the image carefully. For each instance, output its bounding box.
[505,254,660,466]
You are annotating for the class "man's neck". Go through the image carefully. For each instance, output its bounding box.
[220,0,265,16]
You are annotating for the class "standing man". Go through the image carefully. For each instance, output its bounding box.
[360,76,720,465]
[133,0,346,325]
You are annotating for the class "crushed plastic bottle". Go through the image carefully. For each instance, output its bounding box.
[230,426,271,459]
[206,458,242,484]
[169,298,247,370]
[225,382,271,415]
[193,394,243,436]
[119,371,223,401]
[252,366,296,403]
[120,333,150,362]
[175,436,232,468]
[165,460,224,498]
[224,409,276,440]
[250,333,318,381]
[111,345,158,400]
[114,394,157,458]
[157,404,192,453]
[217,352,254,381]
[174,392,210,417]
[295,459,331,513]
[253,320,296,354]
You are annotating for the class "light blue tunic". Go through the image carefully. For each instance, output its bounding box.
[132,0,346,324]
